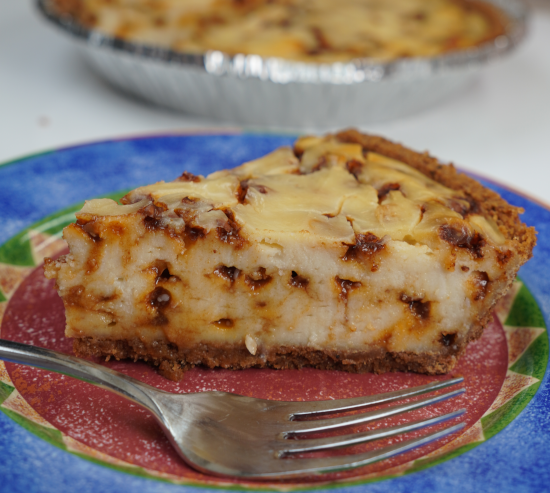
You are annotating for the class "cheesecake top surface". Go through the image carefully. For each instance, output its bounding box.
[54,0,505,63]
[79,134,508,252]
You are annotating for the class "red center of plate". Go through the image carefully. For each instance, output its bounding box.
[1,264,508,487]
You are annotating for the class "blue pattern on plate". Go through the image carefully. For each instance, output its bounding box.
[0,134,548,493]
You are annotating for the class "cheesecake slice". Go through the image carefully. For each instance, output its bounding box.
[44,130,536,380]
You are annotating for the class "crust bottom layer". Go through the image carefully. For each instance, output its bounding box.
[73,336,476,381]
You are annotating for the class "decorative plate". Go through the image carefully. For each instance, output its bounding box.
[0,133,548,493]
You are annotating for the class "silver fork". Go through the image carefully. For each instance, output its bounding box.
[0,339,466,479]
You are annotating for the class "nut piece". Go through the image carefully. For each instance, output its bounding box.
[245,334,258,356]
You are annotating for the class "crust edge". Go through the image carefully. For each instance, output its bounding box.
[335,129,537,261]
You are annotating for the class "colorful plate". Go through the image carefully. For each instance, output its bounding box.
[0,133,548,493]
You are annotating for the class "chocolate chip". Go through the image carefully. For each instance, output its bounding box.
[400,294,431,320]
[289,271,309,289]
[440,333,457,347]
[214,265,240,283]
[245,267,272,291]
[439,224,485,259]
[346,159,363,180]
[175,171,201,183]
[147,287,171,309]
[335,277,361,301]
[471,271,489,301]
[343,233,385,261]
[377,183,401,202]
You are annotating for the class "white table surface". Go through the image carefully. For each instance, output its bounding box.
[1,0,550,204]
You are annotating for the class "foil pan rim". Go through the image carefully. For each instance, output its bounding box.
[36,0,527,85]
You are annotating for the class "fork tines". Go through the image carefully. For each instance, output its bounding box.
[271,377,466,476]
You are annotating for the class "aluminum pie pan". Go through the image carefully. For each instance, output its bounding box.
[36,0,528,128]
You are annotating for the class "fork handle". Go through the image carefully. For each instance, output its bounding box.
[0,338,163,419]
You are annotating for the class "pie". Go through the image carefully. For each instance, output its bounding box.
[44,130,536,380]
[51,0,507,63]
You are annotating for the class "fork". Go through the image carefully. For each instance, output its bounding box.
[0,339,465,479]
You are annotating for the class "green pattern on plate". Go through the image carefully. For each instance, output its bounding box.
[0,381,14,405]
[1,407,67,450]
[0,230,36,267]
[481,385,541,441]
[0,382,67,449]
[505,284,546,328]
[509,333,549,377]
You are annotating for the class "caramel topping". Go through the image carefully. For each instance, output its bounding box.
[78,136,508,252]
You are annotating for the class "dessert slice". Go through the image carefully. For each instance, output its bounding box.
[44,130,535,380]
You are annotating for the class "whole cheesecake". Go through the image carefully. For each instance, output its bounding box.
[51,0,507,63]
[44,130,536,380]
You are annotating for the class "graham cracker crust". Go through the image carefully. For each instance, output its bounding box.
[74,337,468,381]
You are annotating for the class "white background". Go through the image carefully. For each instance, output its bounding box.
[1,0,549,203]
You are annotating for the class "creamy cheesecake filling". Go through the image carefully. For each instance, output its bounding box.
[54,226,496,350]
[45,132,535,378]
